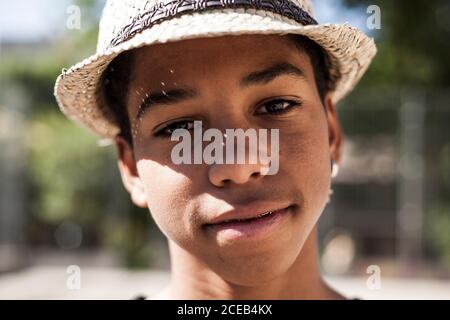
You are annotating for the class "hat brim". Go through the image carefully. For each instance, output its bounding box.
[54,9,377,138]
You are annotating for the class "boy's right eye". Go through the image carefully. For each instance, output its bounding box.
[154,120,195,137]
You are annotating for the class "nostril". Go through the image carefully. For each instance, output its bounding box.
[251,172,260,178]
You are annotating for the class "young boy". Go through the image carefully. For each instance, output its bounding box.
[54,0,376,299]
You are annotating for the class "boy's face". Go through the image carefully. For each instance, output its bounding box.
[116,34,342,285]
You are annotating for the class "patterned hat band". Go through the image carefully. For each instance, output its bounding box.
[109,0,318,48]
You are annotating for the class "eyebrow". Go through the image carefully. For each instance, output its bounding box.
[135,62,306,120]
[135,88,197,120]
[240,62,306,88]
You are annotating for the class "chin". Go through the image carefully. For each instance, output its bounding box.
[210,245,301,286]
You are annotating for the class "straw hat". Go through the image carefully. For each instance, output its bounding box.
[54,0,377,138]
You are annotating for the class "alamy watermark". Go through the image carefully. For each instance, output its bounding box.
[170,121,280,175]
[366,5,381,30]
[66,265,81,290]
[66,5,81,30]
[366,264,382,290]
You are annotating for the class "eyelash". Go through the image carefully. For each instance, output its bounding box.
[254,98,302,116]
[154,119,195,137]
[153,98,302,137]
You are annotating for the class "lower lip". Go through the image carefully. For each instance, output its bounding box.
[204,206,293,242]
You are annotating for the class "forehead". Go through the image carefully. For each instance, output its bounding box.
[129,34,311,84]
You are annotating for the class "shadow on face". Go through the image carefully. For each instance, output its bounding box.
[113,34,343,285]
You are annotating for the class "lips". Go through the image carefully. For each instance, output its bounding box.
[203,204,294,241]
[218,210,276,224]
[204,202,293,226]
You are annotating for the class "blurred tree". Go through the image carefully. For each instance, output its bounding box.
[343,0,450,87]
[1,0,448,270]
[341,0,450,268]
[0,0,157,268]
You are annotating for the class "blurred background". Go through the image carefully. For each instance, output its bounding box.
[0,0,449,299]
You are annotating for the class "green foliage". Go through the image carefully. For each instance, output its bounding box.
[2,0,448,269]
[26,111,157,267]
[27,111,113,226]
[0,0,160,267]
[343,0,450,87]
[426,144,450,266]
[428,204,450,266]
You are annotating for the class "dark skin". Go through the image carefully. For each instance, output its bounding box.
[114,34,344,299]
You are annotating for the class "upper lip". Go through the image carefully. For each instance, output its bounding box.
[205,201,293,225]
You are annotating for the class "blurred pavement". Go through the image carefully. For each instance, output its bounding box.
[0,266,449,299]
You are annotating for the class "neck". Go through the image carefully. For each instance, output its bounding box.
[161,227,344,300]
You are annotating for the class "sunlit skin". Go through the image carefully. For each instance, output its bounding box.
[114,34,344,299]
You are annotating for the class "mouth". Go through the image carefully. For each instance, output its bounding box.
[208,207,284,224]
[203,204,295,241]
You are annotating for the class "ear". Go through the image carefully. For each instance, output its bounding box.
[323,93,344,164]
[114,136,148,208]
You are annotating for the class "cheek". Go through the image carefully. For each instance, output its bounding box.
[135,159,195,239]
[279,118,331,218]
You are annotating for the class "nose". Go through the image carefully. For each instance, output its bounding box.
[208,162,268,187]
[205,113,272,187]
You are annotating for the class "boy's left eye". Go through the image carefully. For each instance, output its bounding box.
[254,98,301,116]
